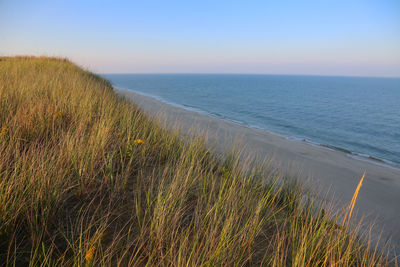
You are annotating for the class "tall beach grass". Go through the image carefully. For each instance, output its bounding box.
[0,56,395,266]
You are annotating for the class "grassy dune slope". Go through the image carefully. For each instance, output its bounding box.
[0,57,392,266]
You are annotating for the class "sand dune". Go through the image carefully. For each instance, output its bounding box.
[116,88,400,256]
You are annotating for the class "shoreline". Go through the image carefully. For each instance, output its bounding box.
[116,87,400,256]
[114,86,400,170]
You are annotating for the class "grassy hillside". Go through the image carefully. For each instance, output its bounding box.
[0,57,392,266]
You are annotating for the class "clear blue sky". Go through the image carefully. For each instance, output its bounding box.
[1,0,399,76]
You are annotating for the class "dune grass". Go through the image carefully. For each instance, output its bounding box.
[0,56,394,266]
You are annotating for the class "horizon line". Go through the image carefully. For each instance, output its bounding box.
[100,72,400,79]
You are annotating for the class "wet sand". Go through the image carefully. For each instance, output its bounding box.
[116,88,400,256]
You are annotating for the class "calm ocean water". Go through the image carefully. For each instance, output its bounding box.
[105,74,400,166]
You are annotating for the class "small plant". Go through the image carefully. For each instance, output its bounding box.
[53,111,63,119]
[0,126,7,136]
[133,139,145,144]
[85,246,96,266]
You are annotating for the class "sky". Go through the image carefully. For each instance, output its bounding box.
[1,0,399,77]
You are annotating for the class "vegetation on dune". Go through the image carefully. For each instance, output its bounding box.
[0,57,393,266]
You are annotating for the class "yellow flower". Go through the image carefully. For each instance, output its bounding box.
[0,126,7,136]
[53,112,63,119]
[85,246,96,261]
[133,139,145,145]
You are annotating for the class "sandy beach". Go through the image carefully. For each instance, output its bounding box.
[116,88,400,255]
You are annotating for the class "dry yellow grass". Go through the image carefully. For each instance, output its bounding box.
[343,173,365,226]
[0,56,394,266]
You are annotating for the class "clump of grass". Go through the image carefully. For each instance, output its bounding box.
[0,56,394,266]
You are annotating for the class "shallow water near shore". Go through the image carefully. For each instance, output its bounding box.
[105,74,400,166]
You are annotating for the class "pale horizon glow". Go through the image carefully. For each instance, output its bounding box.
[1,0,399,77]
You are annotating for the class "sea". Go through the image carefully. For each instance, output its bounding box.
[104,74,400,167]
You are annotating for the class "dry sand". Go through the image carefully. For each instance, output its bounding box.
[116,88,400,256]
